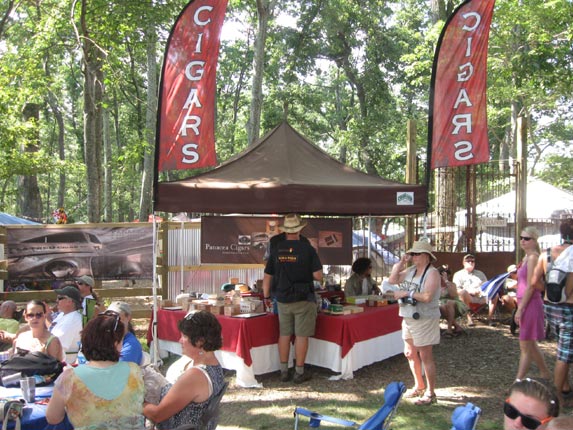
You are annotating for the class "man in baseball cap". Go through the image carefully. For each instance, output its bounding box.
[51,285,83,362]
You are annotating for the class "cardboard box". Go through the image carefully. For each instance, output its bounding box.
[240,299,263,313]
[346,296,367,305]
[210,304,224,315]
[224,305,240,316]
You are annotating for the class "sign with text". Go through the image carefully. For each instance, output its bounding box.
[428,0,495,169]
[201,216,352,265]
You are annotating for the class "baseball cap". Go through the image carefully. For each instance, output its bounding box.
[55,285,82,308]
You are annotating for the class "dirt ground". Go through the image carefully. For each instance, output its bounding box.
[208,314,565,430]
[130,291,566,429]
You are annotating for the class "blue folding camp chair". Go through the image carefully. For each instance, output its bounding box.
[293,381,406,430]
[451,402,481,430]
[480,273,509,302]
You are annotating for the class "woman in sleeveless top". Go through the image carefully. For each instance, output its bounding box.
[13,300,63,361]
[46,311,145,429]
[144,311,225,430]
[514,227,551,381]
[388,240,441,406]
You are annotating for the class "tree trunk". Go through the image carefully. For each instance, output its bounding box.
[103,107,112,222]
[46,92,66,209]
[139,25,157,221]
[246,0,276,145]
[80,0,104,222]
[18,103,43,221]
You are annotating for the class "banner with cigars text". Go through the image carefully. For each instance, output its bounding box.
[156,0,228,172]
[428,0,495,170]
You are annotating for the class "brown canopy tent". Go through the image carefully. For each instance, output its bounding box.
[153,122,427,215]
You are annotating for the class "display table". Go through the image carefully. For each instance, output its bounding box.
[0,385,73,430]
[149,304,403,387]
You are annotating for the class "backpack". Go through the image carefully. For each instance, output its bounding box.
[546,248,569,304]
[0,351,63,386]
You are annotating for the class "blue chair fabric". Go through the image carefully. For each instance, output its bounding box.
[451,402,481,430]
[293,381,406,430]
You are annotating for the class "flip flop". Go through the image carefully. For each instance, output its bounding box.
[415,393,437,406]
[404,388,426,399]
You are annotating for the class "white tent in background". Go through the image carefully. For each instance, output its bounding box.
[466,178,573,220]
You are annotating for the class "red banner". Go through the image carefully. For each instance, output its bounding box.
[429,0,495,169]
[156,0,228,171]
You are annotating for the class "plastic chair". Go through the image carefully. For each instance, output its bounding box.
[293,381,406,430]
[451,402,481,430]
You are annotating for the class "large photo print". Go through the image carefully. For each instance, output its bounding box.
[7,224,154,282]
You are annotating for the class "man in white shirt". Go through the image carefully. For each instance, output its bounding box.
[453,254,496,325]
[50,286,83,363]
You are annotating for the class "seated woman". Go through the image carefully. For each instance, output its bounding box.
[106,301,143,364]
[438,265,466,338]
[12,300,63,361]
[144,311,225,430]
[46,311,145,430]
[344,257,379,297]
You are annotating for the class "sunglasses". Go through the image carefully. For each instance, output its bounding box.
[409,252,422,256]
[98,310,120,332]
[520,236,533,241]
[503,400,552,429]
[57,296,69,301]
[25,312,44,319]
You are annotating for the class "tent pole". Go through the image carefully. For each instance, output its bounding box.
[180,221,184,294]
[151,214,160,367]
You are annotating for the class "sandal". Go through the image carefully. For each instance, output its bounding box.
[415,392,437,406]
[403,388,425,399]
[442,332,454,338]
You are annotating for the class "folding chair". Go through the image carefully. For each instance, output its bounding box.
[293,381,406,430]
[451,402,481,430]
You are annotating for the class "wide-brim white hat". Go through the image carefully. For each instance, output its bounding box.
[279,214,307,233]
[406,240,437,261]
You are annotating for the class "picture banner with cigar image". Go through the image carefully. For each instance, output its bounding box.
[201,216,352,264]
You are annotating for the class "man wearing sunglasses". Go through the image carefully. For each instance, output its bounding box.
[49,285,83,364]
[453,254,498,326]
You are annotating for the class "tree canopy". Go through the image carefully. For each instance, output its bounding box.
[0,0,571,222]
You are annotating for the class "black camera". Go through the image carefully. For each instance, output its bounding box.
[398,296,420,319]
[398,297,417,306]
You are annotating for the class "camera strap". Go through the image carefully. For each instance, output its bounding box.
[408,263,432,293]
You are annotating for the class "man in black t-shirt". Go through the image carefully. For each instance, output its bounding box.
[263,214,323,384]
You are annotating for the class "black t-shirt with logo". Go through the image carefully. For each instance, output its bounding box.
[264,239,322,302]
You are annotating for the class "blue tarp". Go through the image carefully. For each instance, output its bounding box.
[0,212,40,225]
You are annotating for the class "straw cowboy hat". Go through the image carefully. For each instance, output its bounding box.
[406,240,437,261]
[279,214,307,233]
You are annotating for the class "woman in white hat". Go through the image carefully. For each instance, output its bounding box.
[388,239,441,406]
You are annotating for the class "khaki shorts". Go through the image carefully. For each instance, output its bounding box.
[277,301,317,337]
[402,317,440,347]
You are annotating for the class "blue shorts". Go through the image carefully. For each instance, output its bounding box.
[545,302,573,363]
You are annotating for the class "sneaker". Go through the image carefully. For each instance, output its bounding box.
[280,370,291,382]
[293,372,312,384]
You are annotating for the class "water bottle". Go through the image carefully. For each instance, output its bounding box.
[76,342,87,365]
